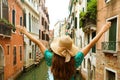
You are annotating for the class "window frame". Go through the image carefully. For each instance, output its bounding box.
[104,15,119,52]
[104,67,117,80]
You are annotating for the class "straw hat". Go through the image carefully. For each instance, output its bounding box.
[50,35,79,62]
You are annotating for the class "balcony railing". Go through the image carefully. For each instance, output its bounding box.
[102,41,120,54]
[0,24,12,37]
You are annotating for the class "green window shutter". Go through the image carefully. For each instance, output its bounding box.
[109,18,117,42]
[109,18,117,51]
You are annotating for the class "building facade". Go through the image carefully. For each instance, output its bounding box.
[96,0,120,80]
[54,21,64,38]
[68,0,83,44]
[68,0,97,80]
[80,0,97,80]
[21,0,40,68]
[0,0,24,80]
[39,0,50,51]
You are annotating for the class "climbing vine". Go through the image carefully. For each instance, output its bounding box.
[80,0,97,28]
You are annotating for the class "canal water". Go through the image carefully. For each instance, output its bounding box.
[16,60,49,80]
[16,59,84,80]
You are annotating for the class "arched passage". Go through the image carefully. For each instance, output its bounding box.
[0,45,4,80]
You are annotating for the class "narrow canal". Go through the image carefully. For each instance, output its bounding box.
[16,60,49,80]
[16,59,84,80]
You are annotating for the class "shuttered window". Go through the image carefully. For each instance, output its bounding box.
[108,18,117,51]
[13,47,16,65]
[12,10,15,26]
[92,32,96,53]
[75,17,77,29]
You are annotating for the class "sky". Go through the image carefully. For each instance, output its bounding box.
[45,0,70,30]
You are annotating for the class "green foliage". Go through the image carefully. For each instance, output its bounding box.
[87,0,97,20]
[80,12,87,28]
[80,0,97,28]
[0,18,16,31]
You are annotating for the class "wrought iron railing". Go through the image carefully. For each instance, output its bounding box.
[0,24,12,36]
[102,41,120,53]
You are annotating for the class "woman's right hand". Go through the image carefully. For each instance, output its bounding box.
[16,25,27,34]
[101,22,111,33]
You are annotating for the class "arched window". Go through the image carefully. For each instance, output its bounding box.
[12,10,15,25]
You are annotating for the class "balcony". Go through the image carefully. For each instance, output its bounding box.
[0,24,12,37]
[102,41,120,54]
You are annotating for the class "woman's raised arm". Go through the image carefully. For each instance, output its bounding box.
[16,25,47,54]
[81,22,111,56]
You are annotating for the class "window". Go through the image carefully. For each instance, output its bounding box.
[108,18,117,51]
[45,22,47,29]
[13,47,16,65]
[3,0,8,5]
[32,45,34,59]
[80,36,82,48]
[75,17,77,29]
[42,17,44,26]
[42,31,45,40]
[20,46,22,61]
[102,17,117,53]
[72,13,74,20]
[7,45,10,55]
[109,18,117,42]
[29,40,31,45]
[105,68,116,80]
[92,32,96,53]
[2,0,8,20]
[39,29,41,39]
[87,34,90,44]
[46,34,49,41]
[82,8,84,12]
[20,17,22,26]
[23,11,26,27]
[83,59,86,68]
[12,10,15,26]
[106,70,115,80]
[29,13,31,32]
[29,53,32,59]
[48,26,49,31]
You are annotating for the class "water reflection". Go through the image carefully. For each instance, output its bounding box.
[16,60,48,80]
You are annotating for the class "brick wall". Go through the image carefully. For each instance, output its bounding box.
[96,0,120,80]
[3,0,24,80]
